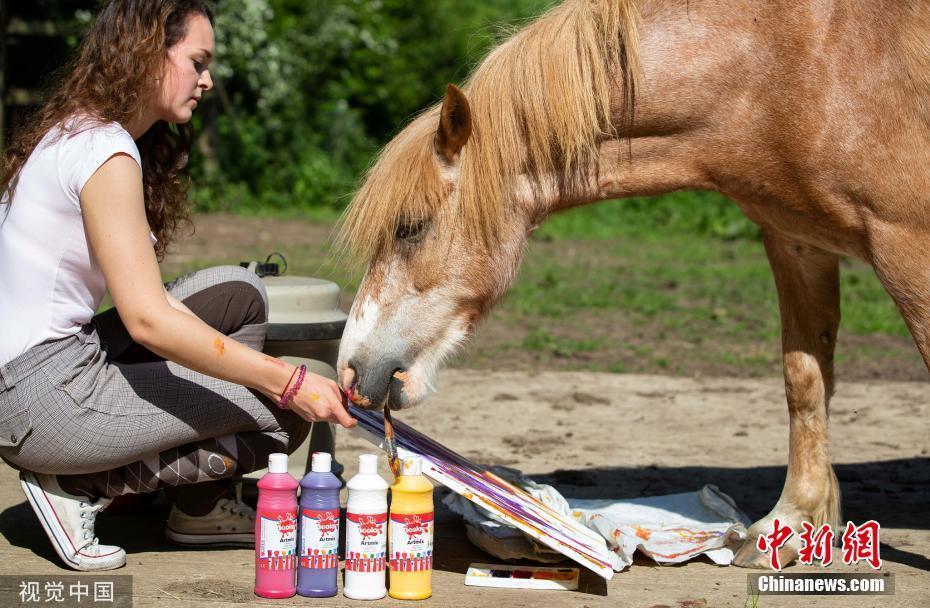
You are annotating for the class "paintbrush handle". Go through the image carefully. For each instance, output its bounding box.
[383,407,401,479]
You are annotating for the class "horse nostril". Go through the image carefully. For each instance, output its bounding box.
[348,358,407,408]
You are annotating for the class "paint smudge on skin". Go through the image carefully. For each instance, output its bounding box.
[213,337,225,356]
[309,392,320,402]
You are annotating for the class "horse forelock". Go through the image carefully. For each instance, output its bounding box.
[336,0,641,264]
[336,110,449,264]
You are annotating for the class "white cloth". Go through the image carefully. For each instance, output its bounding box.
[0,118,146,366]
[570,485,751,569]
[443,467,750,572]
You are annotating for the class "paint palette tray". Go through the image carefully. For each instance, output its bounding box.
[465,563,579,590]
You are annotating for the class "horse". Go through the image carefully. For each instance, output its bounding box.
[334,0,930,568]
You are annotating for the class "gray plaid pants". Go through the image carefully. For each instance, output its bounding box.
[0,265,310,500]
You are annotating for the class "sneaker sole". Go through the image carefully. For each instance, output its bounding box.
[20,472,125,571]
[164,526,255,548]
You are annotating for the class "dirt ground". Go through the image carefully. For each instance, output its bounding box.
[1,370,927,607]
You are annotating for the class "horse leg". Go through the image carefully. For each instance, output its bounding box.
[866,223,930,370]
[733,232,842,568]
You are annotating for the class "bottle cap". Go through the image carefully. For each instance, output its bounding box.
[311,451,332,473]
[358,453,379,475]
[401,457,421,476]
[268,453,288,474]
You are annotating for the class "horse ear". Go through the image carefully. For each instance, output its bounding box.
[435,83,472,163]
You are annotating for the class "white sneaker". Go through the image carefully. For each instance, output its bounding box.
[164,482,255,547]
[20,471,126,571]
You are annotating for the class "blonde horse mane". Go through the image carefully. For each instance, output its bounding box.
[337,0,641,262]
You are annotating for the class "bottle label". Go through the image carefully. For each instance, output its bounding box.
[300,508,340,569]
[389,511,434,572]
[257,509,298,571]
[345,511,387,572]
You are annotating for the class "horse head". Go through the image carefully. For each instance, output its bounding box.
[336,84,536,410]
[335,1,637,410]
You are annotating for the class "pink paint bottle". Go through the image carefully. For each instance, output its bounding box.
[254,453,299,599]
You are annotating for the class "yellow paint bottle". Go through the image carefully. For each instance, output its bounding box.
[388,457,434,600]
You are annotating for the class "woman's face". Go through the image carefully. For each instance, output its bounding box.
[157,13,215,124]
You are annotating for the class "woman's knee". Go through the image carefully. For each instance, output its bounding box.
[170,266,269,339]
[219,265,269,315]
[168,266,268,314]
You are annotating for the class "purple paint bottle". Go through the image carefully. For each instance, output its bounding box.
[297,452,341,597]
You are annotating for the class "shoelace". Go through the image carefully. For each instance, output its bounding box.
[78,501,104,547]
[218,482,255,520]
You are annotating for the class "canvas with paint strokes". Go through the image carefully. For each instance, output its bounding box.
[348,405,616,580]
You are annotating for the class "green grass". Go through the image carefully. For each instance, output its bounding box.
[522,329,604,356]
[529,190,906,337]
[538,191,761,240]
[459,195,915,376]
[507,196,907,339]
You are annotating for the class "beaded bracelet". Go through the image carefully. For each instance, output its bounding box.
[277,364,307,409]
[280,365,299,399]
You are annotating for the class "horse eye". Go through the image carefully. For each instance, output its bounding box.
[395,218,427,242]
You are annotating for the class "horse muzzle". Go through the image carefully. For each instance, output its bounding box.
[342,355,410,410]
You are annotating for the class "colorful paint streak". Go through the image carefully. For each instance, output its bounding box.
[348,405,615,580]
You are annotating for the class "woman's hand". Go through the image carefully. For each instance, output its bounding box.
[285,371,357,429]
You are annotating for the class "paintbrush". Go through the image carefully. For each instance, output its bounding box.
[383,405,401,479]
[343,384,400,479]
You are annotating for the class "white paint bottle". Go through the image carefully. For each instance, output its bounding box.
[343,453,389,600]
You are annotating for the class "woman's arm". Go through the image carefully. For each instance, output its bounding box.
[81,154,355,427]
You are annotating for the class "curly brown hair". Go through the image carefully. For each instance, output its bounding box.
[0,0,214,259]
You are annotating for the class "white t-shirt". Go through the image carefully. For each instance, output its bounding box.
[0,117,150,366]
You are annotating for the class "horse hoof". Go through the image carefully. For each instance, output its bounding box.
[732,534,799,569]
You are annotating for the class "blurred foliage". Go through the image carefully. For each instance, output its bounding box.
[189,0,554,215]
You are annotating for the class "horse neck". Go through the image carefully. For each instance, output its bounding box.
[530,0,758,220]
